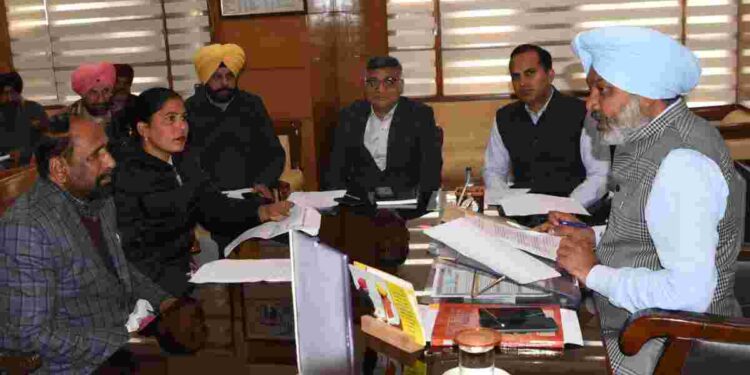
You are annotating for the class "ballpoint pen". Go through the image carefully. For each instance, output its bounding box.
[558,220,588,229]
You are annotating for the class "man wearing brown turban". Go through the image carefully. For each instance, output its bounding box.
[185,44,285,198]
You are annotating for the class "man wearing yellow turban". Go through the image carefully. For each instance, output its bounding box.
[186,43,285,200]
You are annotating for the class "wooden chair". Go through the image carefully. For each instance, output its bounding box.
[0,165,38,216]
[0,352,41,375]
[619,258,750,374]
[274,119,304,194]
[619,309,750,374]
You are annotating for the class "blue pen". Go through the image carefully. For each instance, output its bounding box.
[559,220,588,229]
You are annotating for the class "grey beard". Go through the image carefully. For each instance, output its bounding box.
[599,96,651,145]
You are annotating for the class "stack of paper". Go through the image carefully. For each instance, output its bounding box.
[189,259,291,284]
[424,217,560,284]
[223,205,321,256]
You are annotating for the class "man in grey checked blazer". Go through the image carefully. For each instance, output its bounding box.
[0,116,204,373]
[538,27,746,374]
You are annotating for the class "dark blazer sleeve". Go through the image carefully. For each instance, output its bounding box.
[324,108,353,190]
[416,104,442,192]
[249,95,285,186]
[178,154,263,236]
[194,182,263,237]
[129,260,173,308]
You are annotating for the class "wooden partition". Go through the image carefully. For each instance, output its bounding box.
[207,0,387,190]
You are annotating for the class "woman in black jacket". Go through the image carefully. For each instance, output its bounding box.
[114,87,292,296]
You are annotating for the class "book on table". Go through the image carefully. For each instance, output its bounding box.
[431,303,564,354]
[349,261,426,346]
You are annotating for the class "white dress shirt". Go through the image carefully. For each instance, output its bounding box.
[482,96,610,207]
[364,104,398,171]
[586,102,728,314]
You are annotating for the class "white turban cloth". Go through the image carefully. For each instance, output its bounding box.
[571,26,701,100]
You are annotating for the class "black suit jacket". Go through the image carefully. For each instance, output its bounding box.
[325,97,442,193]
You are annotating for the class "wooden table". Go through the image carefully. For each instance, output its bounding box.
[317,206,610,374]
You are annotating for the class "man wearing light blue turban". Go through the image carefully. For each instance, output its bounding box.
[540,27,745,374]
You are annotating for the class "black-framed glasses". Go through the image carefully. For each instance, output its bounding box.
[364,76,402,89]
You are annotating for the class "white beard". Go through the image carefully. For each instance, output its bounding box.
[597,96,651,145]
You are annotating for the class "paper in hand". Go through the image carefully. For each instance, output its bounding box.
[223,205,321,256]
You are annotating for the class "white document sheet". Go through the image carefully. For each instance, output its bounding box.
[288,190,346,209]
[125,299,154,333]
[376,198,418,207]
[223,205,321,256]
[222,187,254,200]
[561,308,584,346]
[423,218,561,284]
[484,188,530,206]
[418,304,440,343]
[474,217,561,260]
[499,193,590,216]
[189,259,291,284]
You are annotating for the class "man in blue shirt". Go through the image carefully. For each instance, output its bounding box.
[539,27,746,374]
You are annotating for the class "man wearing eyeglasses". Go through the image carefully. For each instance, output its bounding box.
[325,56,443,197]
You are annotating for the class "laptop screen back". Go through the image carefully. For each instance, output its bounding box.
[290,230,355,375]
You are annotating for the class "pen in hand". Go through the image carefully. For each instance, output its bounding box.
[558,220,588,229]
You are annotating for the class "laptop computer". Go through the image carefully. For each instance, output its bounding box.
[290,230,355,375]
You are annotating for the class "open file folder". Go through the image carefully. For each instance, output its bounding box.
[425,235,582,309]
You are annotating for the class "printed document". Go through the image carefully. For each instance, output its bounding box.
[223,205,321,256]
[424,218,561,284]
[473,216,561,260]
[189,259,291,284]
[499,193,590,216]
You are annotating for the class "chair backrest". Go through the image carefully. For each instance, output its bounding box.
[274,120,302,171]
[0,165,38,216]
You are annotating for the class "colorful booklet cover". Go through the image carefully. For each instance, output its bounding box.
[431,303,564,351]
[349,261,426,346]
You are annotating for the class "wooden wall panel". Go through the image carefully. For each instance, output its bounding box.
[428,99,513,188]
[213,15,308,69]
[306,12,339,186]
[241,68,312,119]
[0,0,13,70]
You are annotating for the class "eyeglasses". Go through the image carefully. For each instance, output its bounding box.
[364,77,402,89]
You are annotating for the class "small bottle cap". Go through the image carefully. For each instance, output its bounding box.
[454,328,500,352]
